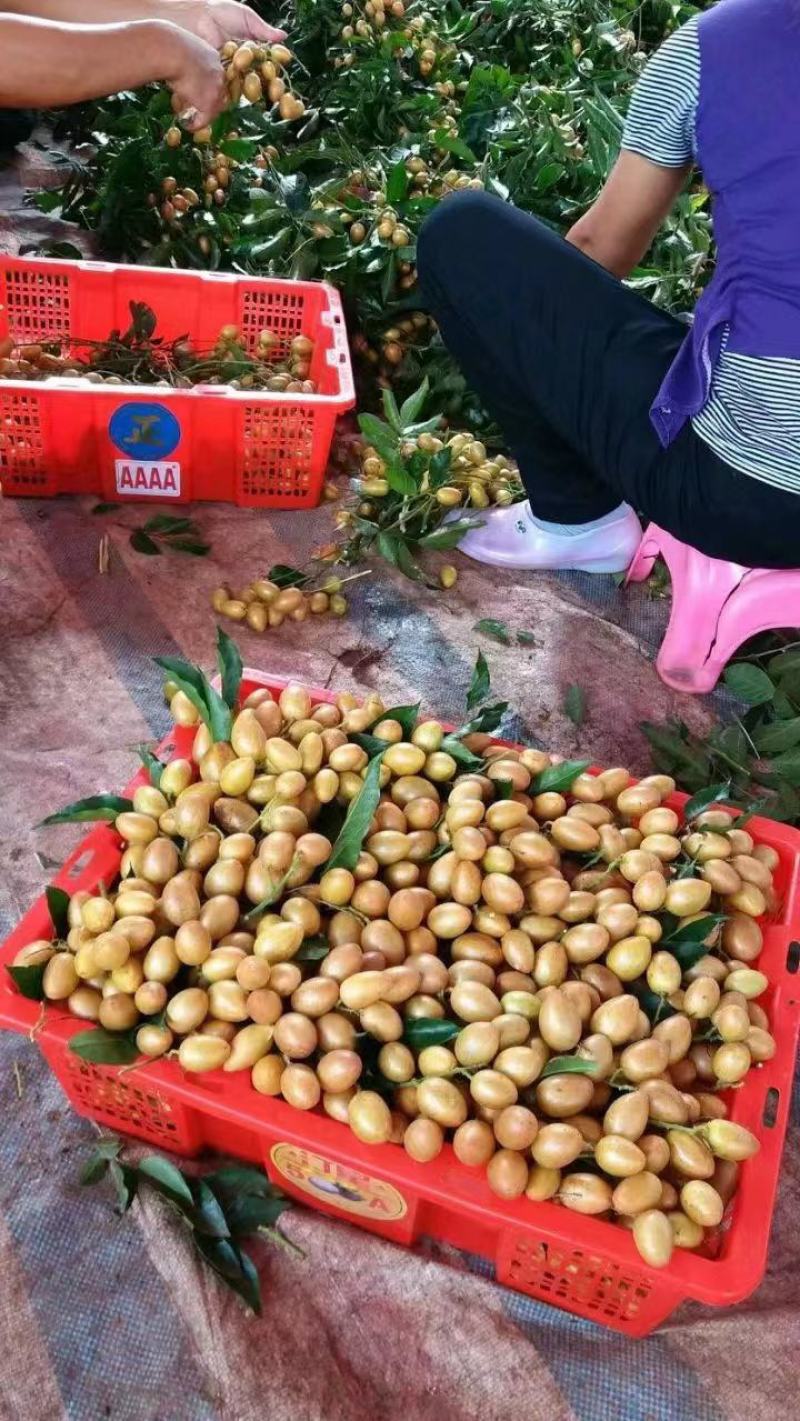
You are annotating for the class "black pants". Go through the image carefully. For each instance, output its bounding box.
[417,192,800,568]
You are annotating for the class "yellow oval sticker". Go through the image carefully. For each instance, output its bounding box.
[270,1143,408,1221]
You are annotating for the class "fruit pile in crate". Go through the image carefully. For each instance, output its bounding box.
[5,635,792,1282]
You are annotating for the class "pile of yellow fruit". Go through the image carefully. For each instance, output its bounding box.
[13,677,777,1271]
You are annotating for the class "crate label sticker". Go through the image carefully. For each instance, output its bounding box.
[115,460,181,497]
[109,401,181,460]
[270,1143,407,1221]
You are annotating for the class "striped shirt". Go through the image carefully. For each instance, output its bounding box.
[622,16,800,495]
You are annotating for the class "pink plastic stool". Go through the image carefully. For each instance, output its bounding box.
[626,523,800,694]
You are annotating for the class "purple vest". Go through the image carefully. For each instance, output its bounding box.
[651,0,800,445]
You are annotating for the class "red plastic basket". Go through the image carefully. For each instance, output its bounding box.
[2,671,799,1337]
[0,256,354,507]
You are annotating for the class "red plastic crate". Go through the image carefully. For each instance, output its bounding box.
[0,256,354,507]
[2,671,799,1336]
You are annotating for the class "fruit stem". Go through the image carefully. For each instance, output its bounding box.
[258,1224,306,1260]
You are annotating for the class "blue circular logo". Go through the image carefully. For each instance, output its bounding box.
[109,401,181,459]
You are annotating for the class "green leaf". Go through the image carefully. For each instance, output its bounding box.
[46,885,70,938]
[168,540,211,557]
[383,456,418,496]
[723,663,775,706]
[665,915,727,971]
[458,701,508,737]
[402,1018,459,1049]
[673,938,720,972]
[6,962,47,1001]
[203,1166,288,1237]
[418,518,483,551]
[380,251,398,305]
[350,731,390,760]
[92,501,119,514]
[467,650,491,712]
[154,655,231,743]
[249,228,293,263]
[535,160,565,192]
[39,793,134,826]
[324,752,386,872]
[138,1154,195,1209]
[406,417,447,439]
[665,911,724,947]
[398,378,430,428]
[143,514,193,535]
[395,540,431,586]
[80,1152,113,1186]
[768,648,800,680]
[195,1236,261,1314]
[517,631,537,647]
[423,843,451,864]
[129,301,156,340]
[370,703,420,737]
[268,564,309,588]
[109,1160,138,1213]
[631,981,678,1025]
[728,802,768,831]
[766,686,796,720]
[153,655,209,725]
[130,530,161,556]
[203,1165,274,1201]
[227,1194,288,1235]
[91,1136,124,1161]
[563,684,586,726]
[294,935,330,962]
[192,1179,231,1238]
[276,171,311,215]
[766,747,800,784]
[137,744,165,789]
[439,735,485,772]
[473,618,510,645]
[492,779,513,800]
[357,413,398,463]
[540,1056,598,1080]
[431,130,477,164]
[216,626,243,712]
[244,856,300,921]
[682,783,732,822]
[427,447,453,489]
[381,386,402,431]
[385,159,409,204]
[531,761,591,794]
[69,1028,140,1065]
[753,717,800,754]
[377,531,401,568]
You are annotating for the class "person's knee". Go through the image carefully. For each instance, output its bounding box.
[418,191,507,296]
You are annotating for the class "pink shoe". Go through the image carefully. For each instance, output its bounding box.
[455,501,643,573]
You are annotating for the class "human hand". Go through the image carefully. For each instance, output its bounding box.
[167,0,286,49]
[163,25,227,130]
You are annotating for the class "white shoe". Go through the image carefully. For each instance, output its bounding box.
[455,501,643,573]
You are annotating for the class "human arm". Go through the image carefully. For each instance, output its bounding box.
[0,0,285,45]
[565,18,699,279]
[565,151,690,278]
[0,15,226,127]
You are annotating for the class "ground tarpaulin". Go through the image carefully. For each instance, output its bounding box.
[1,489,799,1421]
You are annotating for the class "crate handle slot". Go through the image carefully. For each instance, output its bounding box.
[762,1086,780,1128]
[322,309,350,366]
[786,941,800,974]
[65,848,95,880]
[59,834,112,887]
